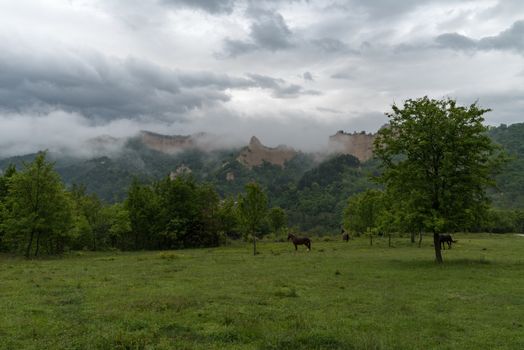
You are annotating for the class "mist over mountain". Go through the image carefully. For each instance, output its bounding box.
[1,123,523,233]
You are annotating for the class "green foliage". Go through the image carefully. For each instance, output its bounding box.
[0,164,16,251]
[125,178,160,250]
[238,182,268,238]
[268,207,287,234]
[376,97,498,232]
[343,189,387,236]
[488,123,524,208]
[277,154,376,234]
[2,152,74,256]
[70,184,113,251]
[216,197,241,240]
[374,97,504,261]
[474,208,524,233]
[125,176,222,250]
[0,122,522,237]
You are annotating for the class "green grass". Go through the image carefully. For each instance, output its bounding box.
[1,234,523,349]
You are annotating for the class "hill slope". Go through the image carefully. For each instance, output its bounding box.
[1,123,523,232]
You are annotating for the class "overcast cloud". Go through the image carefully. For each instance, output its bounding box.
[0,0,523,157]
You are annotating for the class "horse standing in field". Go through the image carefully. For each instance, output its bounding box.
[341,227,350,242]
[287,233,311,251]
[439,234,457,249]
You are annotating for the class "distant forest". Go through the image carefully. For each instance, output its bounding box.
[1,123,523,237]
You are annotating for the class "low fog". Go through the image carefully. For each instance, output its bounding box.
[0,108,387,159]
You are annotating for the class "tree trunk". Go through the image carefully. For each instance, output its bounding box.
[388,234,391,247]
[418,231,423,248]
[253,234,257,255]
[410,231,415,243]
[34,231,41,257]
[433,232,443,263]
[25,229,35,258]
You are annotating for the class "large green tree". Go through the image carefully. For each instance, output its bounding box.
[238,182,268,255]
[3,152,73,257]
[374,97,504,263]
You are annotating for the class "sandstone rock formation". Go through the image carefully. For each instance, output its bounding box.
[169,164,192,180]
[140,131,209,154]
[328,130,376,162]
[237,136,297,168]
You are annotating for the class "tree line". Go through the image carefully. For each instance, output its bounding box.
[1,97,520,263]
[0,152,287,257]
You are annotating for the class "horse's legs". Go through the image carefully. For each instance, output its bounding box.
[294,244,297,251]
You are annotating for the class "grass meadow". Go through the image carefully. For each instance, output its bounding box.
[1,233,523,349]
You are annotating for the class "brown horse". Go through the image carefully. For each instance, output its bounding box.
[288,233,311,251]
[342,233,350,242]
[439,234,457,250]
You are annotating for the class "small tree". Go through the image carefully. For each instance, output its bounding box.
[238,182,268,255]
[374,97,504,263]
[125,178,159,250]
[268,207,287,236]
[217,197,240,243]
[4,152,73,257]
[104,203,131,249]
[343,189,386,239]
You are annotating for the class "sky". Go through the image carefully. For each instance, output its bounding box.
[0,0,523,156]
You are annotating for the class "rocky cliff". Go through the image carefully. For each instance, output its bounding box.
[328,130,376,162]
[140,131,208,154]
[237,136,297,168]
[139,130,374,167]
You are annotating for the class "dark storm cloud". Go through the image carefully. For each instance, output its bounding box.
[435,33,477,51]
[436,20,524,53]
[246,73,321,98]
[249,9,293,50]
[161,0,237,14]
[479,20,524,52]
[0,49,244,121]
[220,8,294,57]
[0,45,317,122]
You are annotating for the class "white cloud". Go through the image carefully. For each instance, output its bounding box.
[0,0,522,158]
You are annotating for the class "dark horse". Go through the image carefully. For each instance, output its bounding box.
[288,233,311,251]
[341,227,350,242]
[439,234,457,250]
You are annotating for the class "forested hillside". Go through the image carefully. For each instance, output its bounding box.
[0,123,523,233]
[488,123,524,208]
